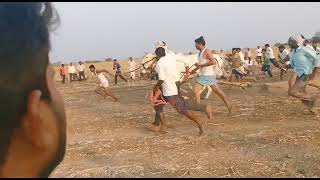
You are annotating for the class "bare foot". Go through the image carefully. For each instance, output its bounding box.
[159,126,168,134]
[146,125,161,132]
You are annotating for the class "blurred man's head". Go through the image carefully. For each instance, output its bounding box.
[0,2,66,177]
[69,62,73,66]
[288,34,304,49]
[129,57,133,61]
[278,45,285,53]
[79,61,82,65]
[265,44,270,48]
[303,39,310,46]
[155,47,166,59]
[61,64,64,67]
[262,49,266,53]
[257,46,260,49]
[232,48,237,54]
[89,65,95,72]
[113,59,117,63]
[195,36,206,51]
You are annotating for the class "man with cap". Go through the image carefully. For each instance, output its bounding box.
[287,34,320,116]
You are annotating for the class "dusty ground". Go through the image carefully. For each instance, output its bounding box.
[50,66,320,178]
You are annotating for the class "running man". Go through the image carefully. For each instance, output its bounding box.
[265,44,281,70]
[149,47,205,135]
[261,49,273,78]
[192,36,232,114]
[89,65,119,102]
[227,48,246,82]
[278,45,291,80]
[128,57,136,82]
[113,59,128,85]
[287,34,320,116]
[150,43,212,131]
[256,46,263,65]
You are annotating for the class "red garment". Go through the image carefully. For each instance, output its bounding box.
[145,89,168,106]
[59,67,66,76]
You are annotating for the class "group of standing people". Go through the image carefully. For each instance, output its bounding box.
[59,61,86,83]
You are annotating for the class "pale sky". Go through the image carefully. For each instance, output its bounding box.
[50,2,320,63]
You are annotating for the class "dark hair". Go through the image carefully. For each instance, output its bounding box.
[262,48,266,52]
[113,59,117,61]
[278,45,285,49]
[89,65,95,69]
[265,44,270,47]
[61,64,64,66]
[195,36,206,46]
[155,47,166,58]
[0,2,59,164]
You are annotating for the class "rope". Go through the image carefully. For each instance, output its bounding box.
[122,57,157,74]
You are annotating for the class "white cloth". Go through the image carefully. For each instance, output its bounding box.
[290,34,304,47]
[279,49,290,61]
[266,47,275,59]
[244,58,253,67]
[198,48,215,76]
[128,60,136,79]
[306,44,315,52]
[256,48,262,57]
[248,50,252,57]
[128,60,136,71]
[212,54,224,77]
[239,51,245,62]
[77,64,85,72]
[155,55,179,96]
[96,71,109,88]
[68,65,76,74]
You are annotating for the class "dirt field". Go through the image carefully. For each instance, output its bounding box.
[50,65,320,178]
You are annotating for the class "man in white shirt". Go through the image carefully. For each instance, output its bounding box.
[150,47,204,135]
[278,45,290,80]
[265,44,281,70]
[77,61,86,81]
[192,36,232,114]
[68,62,76,82]
[256,46,262,65]
[128,57,136,82]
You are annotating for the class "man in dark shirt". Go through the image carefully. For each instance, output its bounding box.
[113,59,128,85]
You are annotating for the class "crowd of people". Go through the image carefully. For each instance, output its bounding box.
[58,58,139,85]
[59,61,86,83]
[2,2,320,178]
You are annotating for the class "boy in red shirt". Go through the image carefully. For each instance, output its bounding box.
[59,64,66,83]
